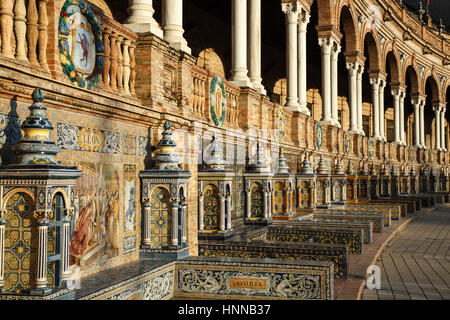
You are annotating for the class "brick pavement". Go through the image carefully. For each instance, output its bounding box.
[361,205,450,300]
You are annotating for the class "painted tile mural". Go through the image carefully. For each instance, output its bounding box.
[0,96,148,276]
[70,162,122,267]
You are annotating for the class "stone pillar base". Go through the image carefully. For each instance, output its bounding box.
[124,23,163,38]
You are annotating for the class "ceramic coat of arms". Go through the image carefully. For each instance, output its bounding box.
[274,105,287,142]
[210,77,227,127]
[59,0,104,89]
[315,123,323,150]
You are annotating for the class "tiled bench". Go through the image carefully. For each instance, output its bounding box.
[347,203,401,221]
[267,225,364,254]
[286,219,373,244]
[312,212,385,233]
[199,240,349,279]
[368,199,414,215]
[316,208,390,228]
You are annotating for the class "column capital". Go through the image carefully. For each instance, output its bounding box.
[0,210,5,224]
[318,37,334,54]
[298,10,310,29]
[33,210,53,224]
[346,62,358,75]
[370,77,381,87]
[282,2,299,23]
[63,208,75,222]
[316,25,342,44]
[331,43,341,60]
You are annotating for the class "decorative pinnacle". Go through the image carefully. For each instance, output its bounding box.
[153,121,181,171]
[316,155,329,175]
[15,88,60,166]
[278,148,290,174]
[249,142,268,172]
[205,134,225,171]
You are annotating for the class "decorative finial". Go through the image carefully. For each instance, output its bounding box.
[300,152,314,175]
[370,163,377,176]
[15,88,60,165]
[278,148,290,174]
[204,134,225,171]
[153,121,181,170]
[249,142,268,172]
[410,166,416,176]
[346,160,355,176]
[334,157,344,175]
[316,155,329,175]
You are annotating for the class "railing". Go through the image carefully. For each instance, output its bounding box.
[0,0,49,70]
[190,65,239,127]
[94,7,138,97]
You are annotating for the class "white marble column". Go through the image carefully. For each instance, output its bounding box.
[371,78,381,140]
[231,0,252,87]
[226,195,232,230]
[440,107,446,151]
[0,210,4,292]
[171,203,178,246]
[331,43,341,127]
[419,100,426,149]
[434,105,441,151]
[142,200,151,245]
[379,80,386,141]
[219,195,226,232]
[298,10,310,115]
[392,90,402,144]
[246,191,251,218]
[162,0,191,54]
[399,90,406,145]
[347,63,358,133]
[413,99,421,148]
[181,201,187,244]
[125,0,163,37]
[263,191,269,219]
[318,38,334,125]
[357,64,365,135]
[198,195,204,231]
[282,2,299,111]
[32,210,52,294]
[61,209,73,284]
[248,0,266,94]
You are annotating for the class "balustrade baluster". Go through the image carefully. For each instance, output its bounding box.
[37,0,49,71]
[129,42,136,96]
[109,32,118,90]
[1,0,15,58]
[123,39,131,94]
[14,0,27,61]
[27,0,39,66]
[102,28,111,87]
[116,35,124,92]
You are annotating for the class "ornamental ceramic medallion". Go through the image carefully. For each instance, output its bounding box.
[209,77,227,127]
[315,123,323,150]
[368,140,374,159]
[409,147,414,163]
[58,0,104,89]
[274,105,287,142]
[344,133,351,155]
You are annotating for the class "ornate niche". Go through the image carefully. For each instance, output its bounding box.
[139,121,191,260]
[315,156,332,208]
[369,163,380,199]
[419,166,430,193]
[410,166,418,194]
[296,152,317,212]
[198,135,234,240]
[0,89,81,299]
[271,149,295,220]
[379,163,392,198]
[357,160,371,201]
[429,168,439,193]
[244,143,273,226]
[345,161,358,204]
[439,167,448,192]
[400,164,411,195]
[331,158,346,205]
[391,165,400,196]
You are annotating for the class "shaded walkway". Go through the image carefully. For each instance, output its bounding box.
[362,206,450,300]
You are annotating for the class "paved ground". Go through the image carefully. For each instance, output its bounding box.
[361,206,450,300]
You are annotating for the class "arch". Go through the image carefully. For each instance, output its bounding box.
[362,31,381,71]
[202,184,220,230]
[337,5,359,53]
[385,51,401,84]
[3,192,36,293]
[148,184,171,198]
[2,188,36,210]
[148,186,172,248]
[309,0,335,26]
[404,64,420,95]
[249,182,264,218]
[89,0,114,18]
[424,75,441,103]
[51,188,70,210]
[197,48,225,78]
